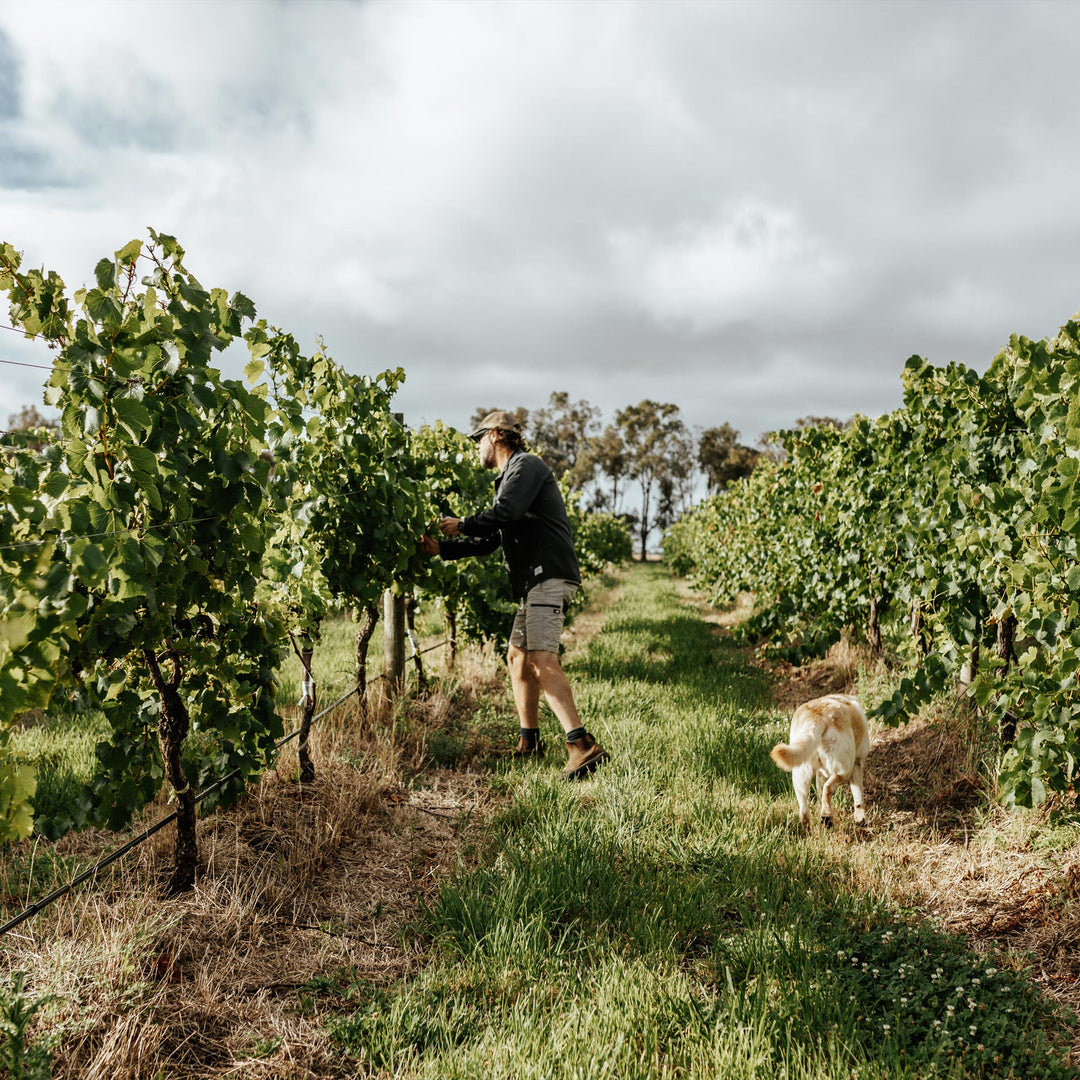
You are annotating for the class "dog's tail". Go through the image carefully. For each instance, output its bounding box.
[769,733,818,772]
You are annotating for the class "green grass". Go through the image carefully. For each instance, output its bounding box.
[9,708,109,840]
[327,562,1074,1079]
[7,602,452,843]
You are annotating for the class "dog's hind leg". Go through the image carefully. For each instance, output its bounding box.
[793,763,814,827]
[819,771,841,828]
[849,759,867,827]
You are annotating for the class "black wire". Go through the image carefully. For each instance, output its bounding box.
[0,682,362,938]
[0,637,453,938]
[0,357,55,371]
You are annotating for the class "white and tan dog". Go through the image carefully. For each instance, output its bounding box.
[770,694,869,828]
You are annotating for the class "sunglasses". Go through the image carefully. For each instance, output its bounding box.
[468,428,491,443]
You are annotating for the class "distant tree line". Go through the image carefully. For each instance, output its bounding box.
[470,393,787,556]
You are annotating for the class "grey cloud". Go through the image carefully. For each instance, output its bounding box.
[0,29,17,119]
[3,0,1080,465]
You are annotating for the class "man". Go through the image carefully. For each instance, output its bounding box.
[420,410,608,780]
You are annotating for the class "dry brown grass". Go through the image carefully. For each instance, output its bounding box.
[2,577,624,1079]
[7,572,1079,1071]
[2,669,504,1079]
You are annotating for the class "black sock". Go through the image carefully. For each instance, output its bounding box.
[565,726,586,744]
[519,728,540,749]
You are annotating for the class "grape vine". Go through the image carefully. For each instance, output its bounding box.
[0,231,633,883]
[665,312,1080,808]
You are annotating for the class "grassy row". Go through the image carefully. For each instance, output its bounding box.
[326,563,1072,1079]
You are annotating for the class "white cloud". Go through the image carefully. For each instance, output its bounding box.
[2,0,1080,449]
[608,202,842,332]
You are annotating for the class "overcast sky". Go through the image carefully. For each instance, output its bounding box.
[2,0,1079,449]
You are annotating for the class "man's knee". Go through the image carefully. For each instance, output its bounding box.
[526,648,563,679]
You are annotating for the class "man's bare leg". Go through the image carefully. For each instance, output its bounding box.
[526,650,581,735]
[507,645,541,729]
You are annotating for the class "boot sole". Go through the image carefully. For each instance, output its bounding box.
[563,748,609,780]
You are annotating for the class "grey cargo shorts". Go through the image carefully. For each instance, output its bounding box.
[508,578,578,654]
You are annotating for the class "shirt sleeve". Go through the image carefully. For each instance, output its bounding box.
[461,455,546,536]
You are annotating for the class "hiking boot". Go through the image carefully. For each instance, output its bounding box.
[562,731,609,780]
[511,735,545,758]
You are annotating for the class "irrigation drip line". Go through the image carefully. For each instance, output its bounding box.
[0,682,361,939]
[0,635,454,938]
[414,639,451,659]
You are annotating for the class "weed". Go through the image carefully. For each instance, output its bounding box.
[0,973,55,1080]
[826,923,1074,1078]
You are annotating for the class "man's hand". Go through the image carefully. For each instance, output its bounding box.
[419,534,440,556]
[439,516,463,537]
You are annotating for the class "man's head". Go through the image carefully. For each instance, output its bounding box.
[468,410,525,468]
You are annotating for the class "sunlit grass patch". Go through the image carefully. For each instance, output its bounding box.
[9,708,109,840]
[326,562,1075,1079]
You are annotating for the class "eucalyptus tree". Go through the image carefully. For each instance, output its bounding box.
[698,423,760,495]
[615,400,690,557]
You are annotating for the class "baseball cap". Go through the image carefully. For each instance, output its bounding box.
[468,410,522,441]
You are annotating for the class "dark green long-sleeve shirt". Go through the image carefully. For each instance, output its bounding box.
[438,450,581,599]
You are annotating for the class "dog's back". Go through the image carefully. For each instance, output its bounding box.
[771,694,869,827]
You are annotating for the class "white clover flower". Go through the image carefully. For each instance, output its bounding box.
[971,978,981,986]
[969,1025,977,1036]
[985,968,997,977]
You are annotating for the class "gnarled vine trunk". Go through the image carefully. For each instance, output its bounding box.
[867,594,884,654]
[144,647,197,895]
[354,605,380,715]
[446,609,458,668]
[404,593,427,691]
[997,614,1018,747]
[297,645,316,784]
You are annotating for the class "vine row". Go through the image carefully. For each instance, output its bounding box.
[0,232,632,889]
[664,311,1080,808]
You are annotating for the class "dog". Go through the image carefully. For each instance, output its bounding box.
[770,694,869,828]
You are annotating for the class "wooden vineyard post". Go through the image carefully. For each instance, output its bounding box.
[384,589,406,696]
